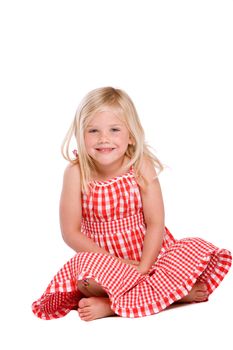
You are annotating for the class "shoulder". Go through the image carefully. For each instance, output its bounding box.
[62,163,81,187]
[140,157,158,183]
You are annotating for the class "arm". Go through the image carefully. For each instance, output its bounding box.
[59,163,111,255]
[60,164,140,266]
[137,159,165,274]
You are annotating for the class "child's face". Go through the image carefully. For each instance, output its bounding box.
[84,109,132,168]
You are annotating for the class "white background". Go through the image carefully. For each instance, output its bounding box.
[0,0,232,349]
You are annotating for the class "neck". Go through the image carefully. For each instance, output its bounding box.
[92,157,130,180]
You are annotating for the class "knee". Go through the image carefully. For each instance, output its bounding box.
[77,279,88,293]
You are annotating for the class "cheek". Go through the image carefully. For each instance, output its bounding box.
[116,130,130,141]
[84,134,94,146]
[117,136,131,148]
[122,133,131,144]
[84,139,93,152]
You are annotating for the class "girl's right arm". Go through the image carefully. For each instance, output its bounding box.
[59,163,111,255]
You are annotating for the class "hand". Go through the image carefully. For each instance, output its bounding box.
[126,259,140,266]
[134,264,149,275]
[115,257,149,274]
[116,258,139,266]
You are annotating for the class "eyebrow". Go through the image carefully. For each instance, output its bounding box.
[87,124,123,128]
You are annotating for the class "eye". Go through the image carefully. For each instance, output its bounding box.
[111,128,120,132]
[88,129,98,133]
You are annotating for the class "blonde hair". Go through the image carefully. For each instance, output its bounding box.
[62,87,164,191]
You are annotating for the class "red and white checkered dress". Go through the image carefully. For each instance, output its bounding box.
[32,168,232,319]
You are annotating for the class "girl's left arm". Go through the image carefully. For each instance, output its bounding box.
[137,159,165,274]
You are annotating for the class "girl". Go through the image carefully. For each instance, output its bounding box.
[32,87,231,321]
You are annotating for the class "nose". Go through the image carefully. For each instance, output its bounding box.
[98,131,109,143]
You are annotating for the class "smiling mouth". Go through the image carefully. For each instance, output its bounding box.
[95,148,115,153]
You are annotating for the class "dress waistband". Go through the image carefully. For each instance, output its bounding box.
[81,212,145,236]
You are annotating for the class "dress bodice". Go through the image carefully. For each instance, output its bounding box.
[81,168,143,222]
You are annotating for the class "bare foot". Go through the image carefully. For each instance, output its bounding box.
[78,297,115,321]
[178,282,209,303]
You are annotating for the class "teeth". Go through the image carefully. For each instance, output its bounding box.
[97,148,113,152]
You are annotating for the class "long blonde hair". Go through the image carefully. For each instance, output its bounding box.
[62,87,164,191]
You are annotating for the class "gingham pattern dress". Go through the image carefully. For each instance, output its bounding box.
[32,168,232,319]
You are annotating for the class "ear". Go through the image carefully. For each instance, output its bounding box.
[128,135,135,145]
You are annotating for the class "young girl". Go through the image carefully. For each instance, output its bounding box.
[32,87,232,321]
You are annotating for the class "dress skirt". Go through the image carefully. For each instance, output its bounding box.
[32,228,231,319]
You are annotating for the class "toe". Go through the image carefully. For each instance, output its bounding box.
[78,309,91,319]
[78,298,89,308]
[79,310,93,321]
[196,283,208,291]
[195,290,209,302]
[196,296,208,302]
[196,291,206,297]
[81,315,93,321]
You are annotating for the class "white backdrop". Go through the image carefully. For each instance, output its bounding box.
[0,1,232,349]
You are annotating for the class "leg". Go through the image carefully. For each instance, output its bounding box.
[77,278,108,297]
[77,279,115,321]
